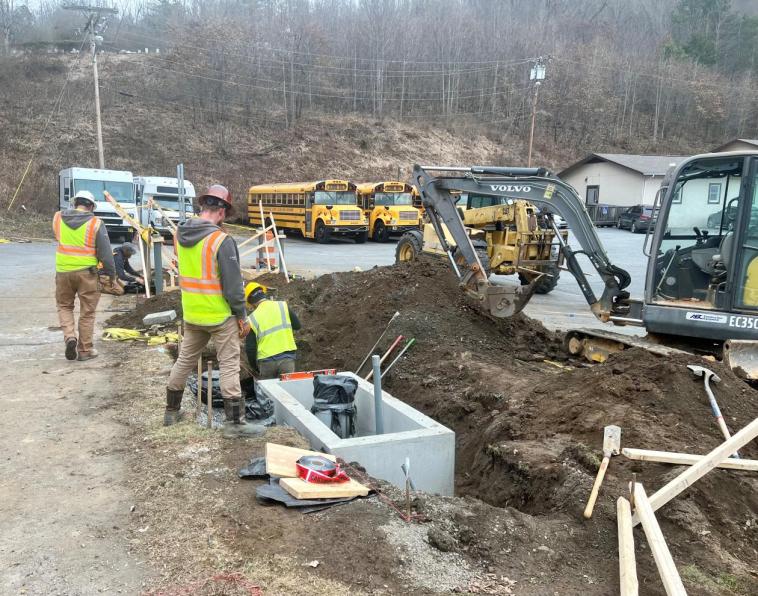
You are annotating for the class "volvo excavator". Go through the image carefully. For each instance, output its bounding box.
[400,153,758,380]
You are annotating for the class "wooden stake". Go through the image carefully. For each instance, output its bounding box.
[258,201,271,272]
[623,448,758,472]
[269,212,289,282]
[632,483,686,596]
[206,361,213,429]
[632,417,758,526]
[616,497,639,596]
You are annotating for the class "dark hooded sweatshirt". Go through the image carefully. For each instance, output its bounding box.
[59,208,116,277]
[176,218,246,322]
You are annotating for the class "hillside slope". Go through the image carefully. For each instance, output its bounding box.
[1,54,704,219]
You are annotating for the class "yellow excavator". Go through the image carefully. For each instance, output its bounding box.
[400,157,758,380]
[396,188,567,294]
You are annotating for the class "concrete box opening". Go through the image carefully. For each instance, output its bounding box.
[258,372,455,495]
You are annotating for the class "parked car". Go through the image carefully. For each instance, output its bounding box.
[616,205,656,233]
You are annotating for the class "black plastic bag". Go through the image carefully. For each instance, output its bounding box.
[311,375,358,438]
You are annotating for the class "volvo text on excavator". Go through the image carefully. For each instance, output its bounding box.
[403,154,758,380]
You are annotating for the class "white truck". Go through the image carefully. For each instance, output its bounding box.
[58,167,137,241]
[134,176,196,237]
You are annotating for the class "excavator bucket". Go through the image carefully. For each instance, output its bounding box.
[724,339,758,381]
[477,279,538,318]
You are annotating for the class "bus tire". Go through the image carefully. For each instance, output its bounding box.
[395,230,423,264]
[355,231,368,244]
[372,221,389,242]
[315,220,329,244]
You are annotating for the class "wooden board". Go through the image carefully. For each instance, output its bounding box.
[632,483,686,596]
[616,497,639,596]
[623,448,758,472]
[279,477,370,500]
[632,417,758,526]
[264,442,337,478]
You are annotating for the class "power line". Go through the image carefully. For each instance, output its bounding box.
[114,29,534,68]
[130,59,533,103]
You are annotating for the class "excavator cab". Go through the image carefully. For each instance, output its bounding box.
[644,154,758,336]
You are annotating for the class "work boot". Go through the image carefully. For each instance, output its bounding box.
[65,338,78,361]
[222,399,265,438]
[77,349,98,361]
[163,389,185,426]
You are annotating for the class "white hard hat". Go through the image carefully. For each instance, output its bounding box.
[73,190,96,205]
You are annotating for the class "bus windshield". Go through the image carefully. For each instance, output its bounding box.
[74,179,134,204]
[314,190,356,205]
[374,192,413,206]
[152,194,193,212]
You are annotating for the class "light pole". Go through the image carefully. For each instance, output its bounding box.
[63,5,118,169]
[527,57,546,168]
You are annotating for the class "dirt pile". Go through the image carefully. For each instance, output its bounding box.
[259,259,758,594]
[107,291,181,328]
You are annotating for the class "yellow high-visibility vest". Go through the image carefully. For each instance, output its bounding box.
[53,211,101,272]
[744,256,758,307]
[176,230,232,326]
[248,300,297,360]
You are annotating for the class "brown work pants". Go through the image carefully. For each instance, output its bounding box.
[55,269,101,353]
[167,317,241,400]
[258,357,296,380]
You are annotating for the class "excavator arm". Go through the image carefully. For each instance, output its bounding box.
[412,165,633,321]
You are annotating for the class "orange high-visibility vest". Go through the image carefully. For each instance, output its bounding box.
[176,230,232,325]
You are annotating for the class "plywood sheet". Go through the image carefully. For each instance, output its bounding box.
[279,477,370,499]
[264,442,337,478]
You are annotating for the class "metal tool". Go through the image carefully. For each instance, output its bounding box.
[381,338,416,379]
[355,311,400,374]
[687,364,740,459]
[583,424,621,519]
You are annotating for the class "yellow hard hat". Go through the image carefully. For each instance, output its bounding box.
[245,281,268,302]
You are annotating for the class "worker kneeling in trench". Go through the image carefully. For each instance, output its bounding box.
[242,282,301,381]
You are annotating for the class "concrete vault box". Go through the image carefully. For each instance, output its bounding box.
[258,373,455,495]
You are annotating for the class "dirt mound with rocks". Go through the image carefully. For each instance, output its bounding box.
[262,258,758,594]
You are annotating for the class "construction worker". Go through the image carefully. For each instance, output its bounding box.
[164,185,263,438]
[113,242,145,291]
[245,282,301,379]
[53,190,116,362]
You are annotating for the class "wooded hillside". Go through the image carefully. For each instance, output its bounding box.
[2,0,757,214]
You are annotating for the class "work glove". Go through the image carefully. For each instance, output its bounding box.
[238,319,251,339]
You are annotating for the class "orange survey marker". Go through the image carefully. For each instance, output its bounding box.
[279,369,337,381]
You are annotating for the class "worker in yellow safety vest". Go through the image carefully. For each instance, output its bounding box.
[244,282,301,379]
[53,190,116,361]
[164,185,264,438]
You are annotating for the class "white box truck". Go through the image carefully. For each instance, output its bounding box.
[134,176,196,237]
[58,167,136,240]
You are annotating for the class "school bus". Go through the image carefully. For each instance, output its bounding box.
[248,180,369,243]
[356,181,422,242]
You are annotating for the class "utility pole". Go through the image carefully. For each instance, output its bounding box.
[63,4,118,169]
[527,56,546,168]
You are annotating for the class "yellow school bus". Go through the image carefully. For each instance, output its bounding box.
[356,181,421,242]
[248,180,369,243]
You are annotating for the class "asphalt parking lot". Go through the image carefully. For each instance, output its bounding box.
[257,227,649,333]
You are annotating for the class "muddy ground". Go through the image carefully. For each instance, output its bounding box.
[109,259,757,595]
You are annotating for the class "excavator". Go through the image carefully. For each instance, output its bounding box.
[400,153,758,380]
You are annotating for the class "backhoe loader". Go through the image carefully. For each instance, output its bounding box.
[395,191,567,294]
[402,155,758,380]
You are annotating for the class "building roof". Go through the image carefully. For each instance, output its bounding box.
[712,138,758,152]
[559,153,686,178]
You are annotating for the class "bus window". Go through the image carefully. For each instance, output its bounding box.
[314,190,356,205]
[374,192,413,206]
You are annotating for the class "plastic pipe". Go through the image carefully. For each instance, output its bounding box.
[372,355,384,435]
